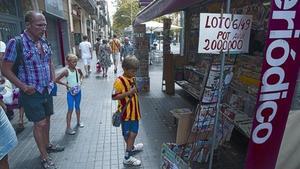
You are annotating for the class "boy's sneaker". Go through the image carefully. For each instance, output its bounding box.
[132,143,144,152]
[123,156,141,166]
[66,128,76,135]
[77,122,84,128]
[41,157,56,169]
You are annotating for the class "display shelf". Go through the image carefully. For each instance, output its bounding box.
[229,83,257,101]
[222,103,252,138]
[175,80,201,100]
[184,66,206,78]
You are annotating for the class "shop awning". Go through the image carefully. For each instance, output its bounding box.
[134,0,202,25]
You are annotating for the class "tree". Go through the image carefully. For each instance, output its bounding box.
[112,0,140,36]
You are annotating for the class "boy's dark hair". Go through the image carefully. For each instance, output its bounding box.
[96,37,100,41]
[102,39,107,44]
[122,55,139,70]
[83,35,88,40]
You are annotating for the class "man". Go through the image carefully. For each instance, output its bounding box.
[1,11,64,169]
[109,34,121,74]
[79,35,93,77]
[120,37,134,61]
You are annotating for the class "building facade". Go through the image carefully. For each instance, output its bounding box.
[0,0,110,67]
[0,0,70,67]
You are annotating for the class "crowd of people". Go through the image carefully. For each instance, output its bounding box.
[0,10,141,169]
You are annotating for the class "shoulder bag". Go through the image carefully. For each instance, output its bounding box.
[112,97,131,127]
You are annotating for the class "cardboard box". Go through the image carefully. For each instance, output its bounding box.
[170,108,194,144]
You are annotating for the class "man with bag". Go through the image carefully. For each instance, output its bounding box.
[120,37,134,61]
[109,35,121,74]
[1,11,64,169]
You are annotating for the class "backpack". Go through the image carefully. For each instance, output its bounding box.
[12,36,24,76]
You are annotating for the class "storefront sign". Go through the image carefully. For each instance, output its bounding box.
[198,13,252,54]
[245,1,300,169]
[45,0,64,19]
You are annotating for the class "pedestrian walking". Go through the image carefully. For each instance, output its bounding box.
[79,35,93,77]
[55,54,84,135]
[0,99,17,169]
[99,40,112,77]
[95,37,101,58]
[1,11,64,169]
[109,35,121,74]
[120,37,134,61]
[112,56,143,166]
[95,37,102,74]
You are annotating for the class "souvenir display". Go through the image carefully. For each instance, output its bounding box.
[192,104,216,133]
[163,0,269,168]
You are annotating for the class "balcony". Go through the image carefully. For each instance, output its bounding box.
[75,0,97,15]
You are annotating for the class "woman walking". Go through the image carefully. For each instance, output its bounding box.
[99,40,112,77]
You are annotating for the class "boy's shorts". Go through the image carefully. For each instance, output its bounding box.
[67,91,81,112]
[19,90,54,122]
[121,120,139,139]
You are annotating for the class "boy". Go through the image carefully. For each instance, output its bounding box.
[55,54,84,135]
[112,56,143,166]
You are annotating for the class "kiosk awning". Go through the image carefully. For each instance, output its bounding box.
[134,0,202,25]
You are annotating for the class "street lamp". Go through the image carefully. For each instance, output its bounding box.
[121,14,133,41]
[121,14,132,25]
[121,0,133,25]
[121,0,133,40]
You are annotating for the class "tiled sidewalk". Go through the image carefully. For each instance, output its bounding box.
[8,60,193,169]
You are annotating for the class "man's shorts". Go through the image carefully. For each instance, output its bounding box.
[19,90,54,122]
[82,58,92,65]
[112,53,120,63]
[121,120,139,139]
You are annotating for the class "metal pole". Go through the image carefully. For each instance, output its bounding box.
[208,0,230,169]
[130,0,133,41]
[130,0,133,25]
[208,51,225,169]
[180,11,185,56]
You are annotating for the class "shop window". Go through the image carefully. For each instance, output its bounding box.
[0,0,17,16]
[21,0,34,14]
[0,21,18,42]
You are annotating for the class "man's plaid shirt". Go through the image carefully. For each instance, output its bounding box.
[4,32,53,94]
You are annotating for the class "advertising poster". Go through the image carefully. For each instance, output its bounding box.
[192,104,217,133]
[245,1,300,169]
[198,13,252,53]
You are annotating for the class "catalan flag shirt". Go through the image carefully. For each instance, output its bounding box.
[112,76,141,121]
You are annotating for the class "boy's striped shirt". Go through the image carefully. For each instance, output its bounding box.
[112,76,141,121]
